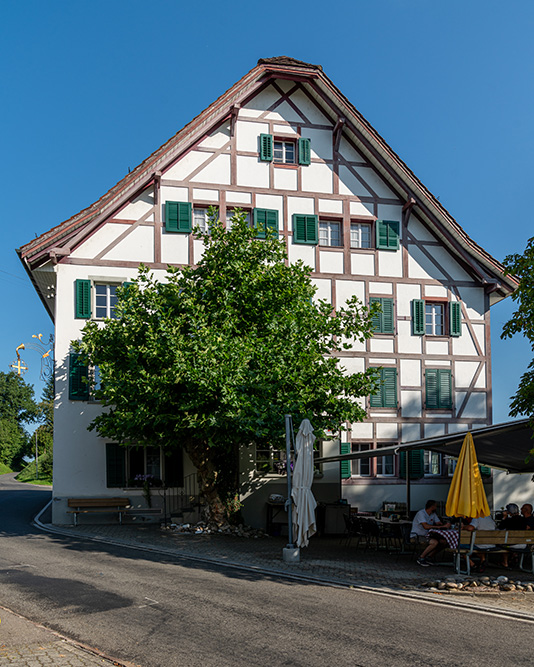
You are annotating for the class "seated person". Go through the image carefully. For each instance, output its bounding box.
[521,503,534,529]
[463,514,496,572]
[498,503,526,568]
[411,499,451,567]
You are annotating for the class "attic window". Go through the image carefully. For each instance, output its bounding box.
[273,140,296,164]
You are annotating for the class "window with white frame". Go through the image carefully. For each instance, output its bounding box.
[425,303,445,335]
[319,220,342,247]
[351,443,371,476]
[424,450,442,476]
[446,456,457,476]
[273,140,296,164]
[376,444,395,476]
[226,209,250,230]
[350,222,372,249]
[95,284,118,319]
[193,208,209,234]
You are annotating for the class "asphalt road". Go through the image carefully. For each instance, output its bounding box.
[1,474,533,666]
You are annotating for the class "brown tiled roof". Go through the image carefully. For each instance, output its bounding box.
[257,56,322,71]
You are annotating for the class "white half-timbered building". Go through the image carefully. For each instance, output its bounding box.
[18,57,517,527]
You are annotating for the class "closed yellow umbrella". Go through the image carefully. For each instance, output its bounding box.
[446,432,490,518]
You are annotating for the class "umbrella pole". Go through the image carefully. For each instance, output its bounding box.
[406,452,411,518]
[283,414,300,563]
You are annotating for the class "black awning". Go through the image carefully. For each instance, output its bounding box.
[316,419,534,474]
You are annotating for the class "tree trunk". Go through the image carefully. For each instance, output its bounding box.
[182,439,229,527]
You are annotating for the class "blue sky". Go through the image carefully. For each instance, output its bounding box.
[1,0,532,422]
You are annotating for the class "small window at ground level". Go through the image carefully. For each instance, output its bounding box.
[193,208,209,234]
[319,220,342,247]
[376,444,395,476]
[255,443,322,474]
[424,451,442,476]
[350,222,372,249]
[273,140,296,164]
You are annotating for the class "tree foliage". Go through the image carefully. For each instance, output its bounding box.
[0,371,38,469]
[502,235,534,429]
[74,210,380,524]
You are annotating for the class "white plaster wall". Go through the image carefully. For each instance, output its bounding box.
[397,284,422,316]
[455,361,486,389]
[160,185,188,203]
[430,247,472,281]
[256,194,283,227]
[376,423,398,440]
[311,278,332,303]
[243,85,280,113]
[161,233,190,265]
[356,167,395,198]
[341,357,365,374]
[193,239,205,264]
[377,250,403,278]
[343,484,451,514]
[303,128,332,161]
[425,423,446,438]
[369,339,394,354]
[408,218,438,242]
[319,251,344,274]
[70,224,129,260]
[401,391,422,418]
[377,204,402,221]
[452,328,481,357]
[193,188,219,202]
[226,191,251,204]
[424,284,448,298]
[318,198,342,214]
[287,195,315,218]
[425,340,449,355]
[103,226,155,263]
[350,201,374,217]
[351,422,374,439]
[273,123,298,135]
[339,137,366,163]
[408,246,448,281]
[457,286,485,319]
[369,282,393,295]
[114,190,154,221]
[401,423,422,443]
[274,167,297,191]
[289,243,315,270]
[350,253,375,276]
[198,124,231,149]
[194,154,231,185]
[472,324,486,353]
[400,359,421,386]
[288,89,331,125]
[456,392,487,419]
[165,150,210,181]
[335,279,365,307]
[493,471,534,511]
[338,166,372,197]
[265,99,304,124]
[397,321,423,354]
[236,120,269,152]
[301,162,333,194]
[237,155,270,188]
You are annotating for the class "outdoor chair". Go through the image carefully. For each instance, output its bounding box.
[360,518,381,551]
[396,522,418,560]
[378,521,402,553]
[341,514,363,549]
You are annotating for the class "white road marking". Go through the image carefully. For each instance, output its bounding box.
[138,597,160,608]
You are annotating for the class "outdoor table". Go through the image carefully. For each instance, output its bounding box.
[427,528,459,549]
[374,517,412,525]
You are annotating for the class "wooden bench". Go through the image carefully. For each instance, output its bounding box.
[67,498,130,526]
[452,530,534,575]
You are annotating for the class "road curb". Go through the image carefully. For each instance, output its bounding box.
[33,503,534,624]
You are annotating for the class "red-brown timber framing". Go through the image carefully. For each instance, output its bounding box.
[18,56,517,300]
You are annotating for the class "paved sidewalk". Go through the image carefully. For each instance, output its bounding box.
[35,512,534,617]
[0,606,125,666]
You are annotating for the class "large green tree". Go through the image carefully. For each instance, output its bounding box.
[75,210,379,525]
[0,371,38,469]
[502,235,534,433]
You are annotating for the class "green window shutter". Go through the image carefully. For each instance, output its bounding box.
[438,369,452,409]
[412,299,425,336]
[259,133,273,161]
[399,450,425,479]
[253,208,278,238]
[382,368,397,407]
[298,137,311,165]
[75,279,91,319]
[449,301,462,337]
[479,464,492,478]
[425,369,439,409]
[426,369,452,409]
[69,353,89,401]
[165,201,191,233]
[376,220,400,250]
[106,443,126,488]
[370,297,383,333]
[292,214,318,245]
[340,442,351,479]
[370,368,397,407]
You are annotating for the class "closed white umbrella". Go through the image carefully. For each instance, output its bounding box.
[291,419,317,548]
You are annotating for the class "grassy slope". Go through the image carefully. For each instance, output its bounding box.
[0,462,13,474]
[15,458,53,486]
